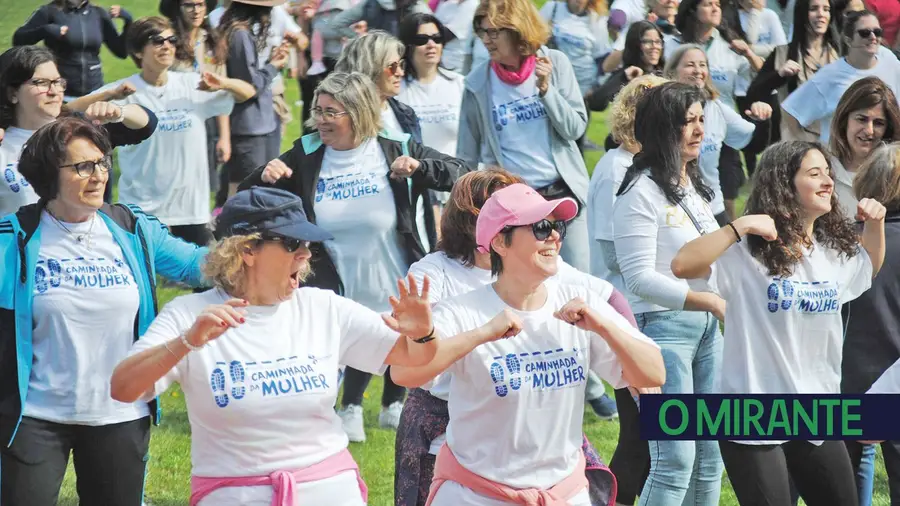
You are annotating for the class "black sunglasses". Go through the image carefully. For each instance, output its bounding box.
[150,34,179,47]
[504,219,568,242]
[857,28,883,38]
[261,234,310,253]
[411,33,444,46]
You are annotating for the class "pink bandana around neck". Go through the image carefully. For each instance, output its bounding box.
[491,54,537,85]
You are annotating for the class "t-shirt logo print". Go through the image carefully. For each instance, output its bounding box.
[209,360,247,408]
[490,353,524,397]
[767,278,840,314]
[4,162,29,194]
[767,279,794,313]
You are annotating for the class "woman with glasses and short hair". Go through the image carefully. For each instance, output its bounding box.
[240,71,470,443]
[0,116,208,506]
[459,0,593,276]
[67,16,255,250]
[0,45,156,218]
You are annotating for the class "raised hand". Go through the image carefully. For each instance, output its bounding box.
[261,158,292,183]
[744,101,772,121]
[778,59,801,77]
[110,81,136,100]
[382,274,434,339]
[729,38,751,57]
[84,101,123,125]
[483,309,524,342]
[624,66,644,81]
[269,43,291,69]
[183,298,249,349]
[735,214,778,241]
[553,297,597,331]
[535,56,553,96]
[109,5,121,18]
[198,71,226,92]
[857,198,887,223]
[389,155,421,180]
[59,25,69,37]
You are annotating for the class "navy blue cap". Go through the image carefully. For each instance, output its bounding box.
[214,187,334,242]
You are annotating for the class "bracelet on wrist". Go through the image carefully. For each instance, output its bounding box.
[727,222,742,243]
[413,326,436,344]
[179,333,204,352]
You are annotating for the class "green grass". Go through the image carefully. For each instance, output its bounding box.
[2,1,893,504]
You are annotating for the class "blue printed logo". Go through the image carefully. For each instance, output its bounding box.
[4,163,29,194]
[156,108,195,133]
[488,348,586,397]
[315,179,326,202]
[767,278,839,314]
[492,94,547,133]
[315,172,381,203]
[208,356,333,408]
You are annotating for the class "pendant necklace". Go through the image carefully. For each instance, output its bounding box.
[48,210,96,250]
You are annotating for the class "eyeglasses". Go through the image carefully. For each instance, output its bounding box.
[857,27,883,38]
[150,34,179,47]
[261,234,310,253]
[28,78,67,93]
[475,27,509,40]
[411,33,444,46]
[385,59,406,75]
[60,155,112,179]
[180,1,206,11]
[312,107,350,121]
[504,219,568,242]
[640,38,664,47]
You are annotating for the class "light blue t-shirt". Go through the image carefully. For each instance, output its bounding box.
[539,2,613,93]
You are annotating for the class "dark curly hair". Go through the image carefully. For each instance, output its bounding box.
[744,141,860,277]
[618,82,714,205]
[159,0,219,68]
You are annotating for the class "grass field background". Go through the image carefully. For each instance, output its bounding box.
[1,0,892,504]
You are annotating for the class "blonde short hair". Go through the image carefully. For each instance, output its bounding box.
[854,142,900,212]
[663,44,719,100]
[335,30,405,86]
[202,233,261,296]
[609,74,669,149]
[304,72,383,144]
[473,0,550,55]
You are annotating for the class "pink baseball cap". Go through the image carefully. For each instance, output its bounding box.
[475,183,579,253]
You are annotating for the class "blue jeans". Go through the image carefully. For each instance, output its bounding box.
[636,310,724,506]
[856,443,876,506]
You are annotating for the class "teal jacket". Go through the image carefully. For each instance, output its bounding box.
[0,202,207,446]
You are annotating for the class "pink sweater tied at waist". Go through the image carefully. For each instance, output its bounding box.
[424,443,589,506]
[190,449,368,506]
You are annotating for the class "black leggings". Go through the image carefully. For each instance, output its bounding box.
[608,387,650,504]
[720,440,858,506]
[341,366,406,408]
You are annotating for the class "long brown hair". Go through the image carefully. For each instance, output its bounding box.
[437,169,525,267]
[215,2,272,64]
[745,141,860,277]
[830,76,900,167]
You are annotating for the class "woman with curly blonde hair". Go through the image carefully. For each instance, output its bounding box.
[672,140,887,506]
[111,186,443,505]
[458,0,593,275]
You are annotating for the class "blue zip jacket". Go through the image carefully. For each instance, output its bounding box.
[0,202,207,446]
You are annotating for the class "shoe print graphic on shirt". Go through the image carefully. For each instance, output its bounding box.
[766,278,839,314]
[487,347,586,398]
[230,360,246,400]
[210,367,229,408]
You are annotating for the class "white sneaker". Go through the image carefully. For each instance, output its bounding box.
[338,404,366,442]
[378,401,403,430]
[308,61,328,76]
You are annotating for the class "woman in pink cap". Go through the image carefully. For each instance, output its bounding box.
[391,183,665,506]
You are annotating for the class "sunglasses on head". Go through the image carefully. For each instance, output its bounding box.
[504,219,568,242]
[260,234,310,253]
[150,34,179,47]
[412,33,444,46]
[857,27,883,38]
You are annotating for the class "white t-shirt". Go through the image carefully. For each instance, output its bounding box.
[830,156,859,218]
[407,252,614,455]
[612,173,719,314]
[709,240,872,444]
[666,31,751,108]
[782,55,900,146]
[25,212,146,425]
[699,99,755,215]
[0,127,38,219]
[868,357,900,393]
[397,71,465,156]
[97,72,235,226]
[735,8,787,96]
[131,286,401,505]
[426,280,656,505]
[489,72,558,189]
[539,2,612,93]
[315,138,408,312]
[587,147,634,285]
[434,0,479,72]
